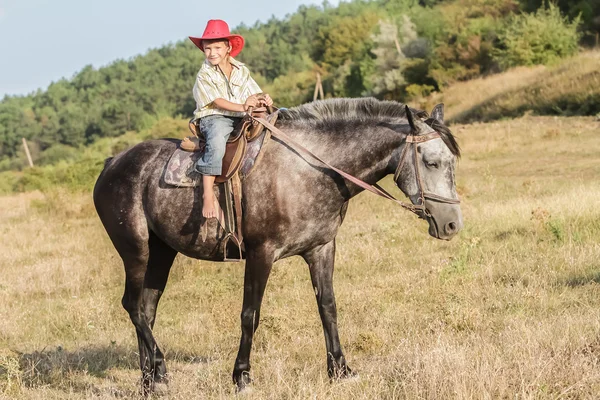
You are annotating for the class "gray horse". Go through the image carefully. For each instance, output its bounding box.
[93,97,462,394]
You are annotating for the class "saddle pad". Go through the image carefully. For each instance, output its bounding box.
[163,147,202,187]
[165,127,270,188]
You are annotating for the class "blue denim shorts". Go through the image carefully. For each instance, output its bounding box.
[194,114,242,175]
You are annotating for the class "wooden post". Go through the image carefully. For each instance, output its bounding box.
[596,32,599,48]
[313,72,324,101]
[313,72,321,101]
[394,37,402,55]
[318,77,324,100]
[22,138,34,168]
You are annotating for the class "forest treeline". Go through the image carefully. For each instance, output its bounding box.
[0,0,597,170]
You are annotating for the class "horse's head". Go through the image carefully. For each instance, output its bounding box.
[395,104,463,240]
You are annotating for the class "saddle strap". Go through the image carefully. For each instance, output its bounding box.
[231,172,244,244]
[224,180,236,233]
[252,117,424,215]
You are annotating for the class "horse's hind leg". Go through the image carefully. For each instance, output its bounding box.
[302,240,353,379]
[120,231,176,395]
[141,231,178,386]
[232,246,274,391]
[120,249,155,394]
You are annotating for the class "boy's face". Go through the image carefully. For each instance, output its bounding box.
[203,40,232,66]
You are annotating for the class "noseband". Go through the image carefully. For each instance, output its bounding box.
[392,131,460,217]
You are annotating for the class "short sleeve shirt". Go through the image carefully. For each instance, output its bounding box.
[193,57,262,119]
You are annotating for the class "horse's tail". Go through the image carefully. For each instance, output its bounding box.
[94,157,114,191]
[94,157,116,214]
[103,156,114,169]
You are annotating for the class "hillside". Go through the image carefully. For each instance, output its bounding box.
[428,50,600,123]
[1,0,596,171]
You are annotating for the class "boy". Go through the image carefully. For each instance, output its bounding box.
[189,19,273,218]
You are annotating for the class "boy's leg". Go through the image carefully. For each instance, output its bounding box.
[202,175,218,218]
[195,115,240,218]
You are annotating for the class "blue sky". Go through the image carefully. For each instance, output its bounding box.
[0,0,340,98]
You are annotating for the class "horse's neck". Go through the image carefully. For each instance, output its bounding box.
[293,124,403,196]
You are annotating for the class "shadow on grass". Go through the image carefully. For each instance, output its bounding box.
[11,343,209,390]
[562,271,600,287]
[14,344,136,390]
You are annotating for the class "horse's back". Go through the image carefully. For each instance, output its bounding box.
[95,139,178,186]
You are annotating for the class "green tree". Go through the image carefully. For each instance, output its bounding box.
[427,0,512,86]
[494,3,581,68]
[518,0,599,44]
[316,12,380,69]
[366,18,412,98]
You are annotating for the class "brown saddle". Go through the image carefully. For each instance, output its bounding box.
[170,107,278,262]
[181,106,275,183]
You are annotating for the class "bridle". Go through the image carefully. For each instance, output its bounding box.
[251,114,460,217]
[392,131,461,217]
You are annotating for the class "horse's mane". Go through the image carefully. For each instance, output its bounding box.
[279,97,460,157]
[279,97,420,123]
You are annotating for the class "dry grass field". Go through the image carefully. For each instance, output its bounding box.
[1,114,600,399]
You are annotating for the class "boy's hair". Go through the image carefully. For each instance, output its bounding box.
[201,38,231,50]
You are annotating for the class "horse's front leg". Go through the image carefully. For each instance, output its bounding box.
[303,240,354,379]
[232,246,274,391]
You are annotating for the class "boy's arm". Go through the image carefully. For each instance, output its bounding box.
[195,73,259,113]
[213,96,259,113]
[245,72,273,106]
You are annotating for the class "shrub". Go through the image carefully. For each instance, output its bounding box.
[14,159,105,193]
[405,83,436,100]
[427,0,513,86]
[0,171,21,195]
[140,117,189,140]
[494,3,580,69]
[263,69,318,107]
[0,156,27,172]
[37,144,79,166]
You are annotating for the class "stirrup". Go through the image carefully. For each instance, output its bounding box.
[222,233,244,262]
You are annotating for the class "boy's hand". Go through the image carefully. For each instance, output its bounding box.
[243,95,259,111]
[261,94,273,107]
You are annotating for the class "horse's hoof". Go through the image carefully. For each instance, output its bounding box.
[341,370,360,383]
[329,365,358,382]
[234,371,252,394]
[236,384,254,396]
[154,382,169,396]
[141,375,169,398]
[331,370,360,386]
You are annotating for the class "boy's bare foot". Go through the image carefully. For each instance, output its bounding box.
[202,194,217,219]
[202,174,217,219]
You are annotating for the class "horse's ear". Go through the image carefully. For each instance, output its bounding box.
[405,105,417,132]
[431,103,444,123]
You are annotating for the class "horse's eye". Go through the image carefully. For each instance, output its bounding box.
[425,161,439,169]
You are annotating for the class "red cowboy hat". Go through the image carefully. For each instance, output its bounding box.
[189,19,245,58]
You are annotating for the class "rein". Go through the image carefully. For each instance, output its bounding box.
[252,114,459,217]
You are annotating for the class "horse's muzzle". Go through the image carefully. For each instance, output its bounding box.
[423,202,463,241]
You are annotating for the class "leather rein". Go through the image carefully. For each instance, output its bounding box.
[252,112,460,217]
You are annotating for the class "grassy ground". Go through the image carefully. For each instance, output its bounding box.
[1,115,600,399]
